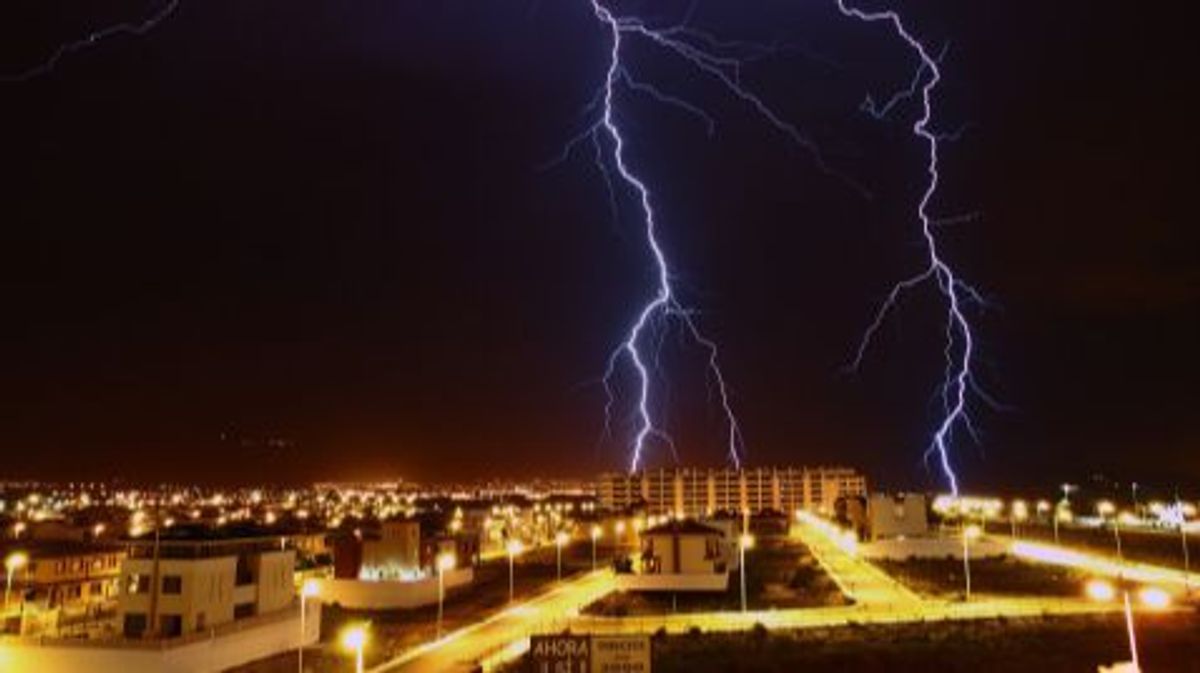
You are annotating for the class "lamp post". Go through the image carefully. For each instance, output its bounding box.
[590,526,602,571]
[299,579,319,673]
[1055,484,1076,544]
[436,552,456,640]
[739,533,754,613]
[341,625,367,673]
[555,531,569,581]
[4,552,27,610]
[1172,494,1191,593]
[1096,500,1122,560]
[962,524,981,601]
[506,539,523,603]
[1010,500,1027,540]
[1123,589,1140,671]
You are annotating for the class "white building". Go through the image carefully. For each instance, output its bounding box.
[617,519,734,592]
[359,519,421,580]
[867,493,929,540]
[119,534,295,638]
[598,466,867,518]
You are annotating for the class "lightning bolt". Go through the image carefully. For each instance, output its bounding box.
[836,0,983,496]
[567,1,860,474]
[2,0,181,83]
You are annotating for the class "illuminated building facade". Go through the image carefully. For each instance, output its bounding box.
[597,466,867,518]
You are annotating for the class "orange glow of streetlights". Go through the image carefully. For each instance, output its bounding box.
[340,624,368,673]
[1085,578,1116,602]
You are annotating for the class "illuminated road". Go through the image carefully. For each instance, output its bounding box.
[792,515,921,606]
[367,569,616,673]
[1008,537,1198,594]
[565,595,1123,637]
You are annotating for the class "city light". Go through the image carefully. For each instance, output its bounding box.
[1138,587,1170,610]
[340,624,368,673]
[4,552,28,573]
[1085,579,1116,602]
[299,579,320,673]
[4,552,29,609]
[555,531,570,581]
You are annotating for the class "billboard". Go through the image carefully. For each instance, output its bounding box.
[529,634,651,673]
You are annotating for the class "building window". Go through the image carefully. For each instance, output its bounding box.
[159,614,183,638]
[233,602,256,620]
[162,575,183,595]
[123,613,148,638]
[127,573,151,595]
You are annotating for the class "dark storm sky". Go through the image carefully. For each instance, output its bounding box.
[1,1,1195,490]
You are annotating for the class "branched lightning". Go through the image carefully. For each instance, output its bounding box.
[836,0,983,496]
[2,0,181,83]
[572,1,853,474]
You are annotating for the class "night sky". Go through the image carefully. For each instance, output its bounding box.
[2,1,1195,491]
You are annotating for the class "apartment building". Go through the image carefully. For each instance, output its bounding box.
[1,541,124,636]
[118,531,295,639]
[597,466,867,518]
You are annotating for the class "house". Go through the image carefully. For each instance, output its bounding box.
[359,519,422,581]
[118,528,295,639]
[618,519,733,592]
[867,493,929,540]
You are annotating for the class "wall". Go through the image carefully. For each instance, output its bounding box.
[313,567,474,610]
[860,536,1008,561]
[255,551,296,615]
[616,573,729,592]
[868,494,929,540]
[121,557,237,635]
[0,604,319,673]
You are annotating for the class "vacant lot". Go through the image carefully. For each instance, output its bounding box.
[877,556,1090,599]
[582,538,845,616]
[645,612,1200,672]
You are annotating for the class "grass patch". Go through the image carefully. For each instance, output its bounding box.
[877,556,1089,598]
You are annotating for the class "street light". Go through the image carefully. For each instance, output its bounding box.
[340,625,368,673]
[436,552,456,640]
[4,551,28,609]
[299,579,319,673]
[1096,500,1124,560]
[555,531,569,581]
[1170,495,1191,592]
[1010,500,1028,540]
[739,533,755,613]
[590,525,602,571]
[1139,586,1170,610]
[1055,484,1076,544]
[506,539,524,603]
[1085,578,1116,602]
[962,524,981,601]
